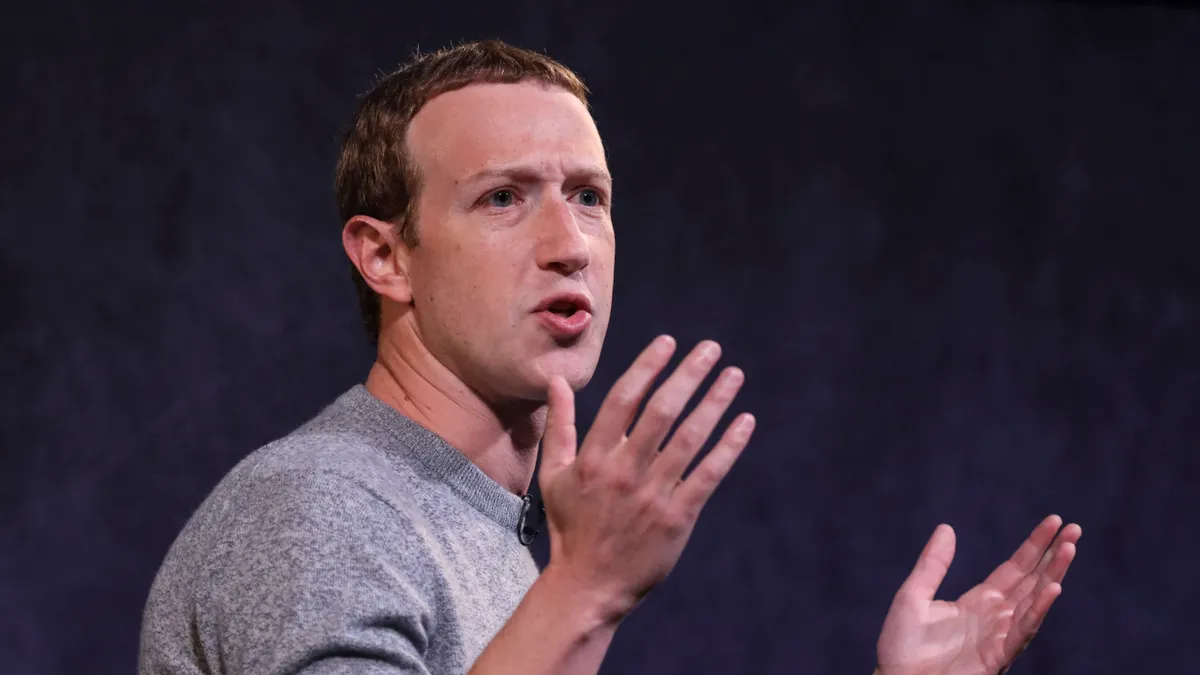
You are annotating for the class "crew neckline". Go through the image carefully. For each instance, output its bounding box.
[336,384,528,535]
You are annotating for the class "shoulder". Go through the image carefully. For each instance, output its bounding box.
[141,397,460,672]
[153,423,445,594]
[202,462,441,598]
[206,429,433,556]
[144,452,446,675]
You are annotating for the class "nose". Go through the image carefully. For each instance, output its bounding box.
[533,195,590,276]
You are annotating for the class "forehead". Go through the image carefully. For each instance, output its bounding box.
[405,81,606,181]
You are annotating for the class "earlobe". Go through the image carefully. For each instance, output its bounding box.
[342,215,414,305]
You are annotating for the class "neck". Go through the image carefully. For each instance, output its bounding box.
[364,326,546,497]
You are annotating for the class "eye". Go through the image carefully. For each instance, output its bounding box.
[577,189,604,207]
[488,190,516,208]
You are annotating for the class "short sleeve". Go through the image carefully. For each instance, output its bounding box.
[197,470,440,675]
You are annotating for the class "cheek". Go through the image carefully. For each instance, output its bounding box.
[470,251,523,322]
[591,240,616,291]
[416,255,479,323]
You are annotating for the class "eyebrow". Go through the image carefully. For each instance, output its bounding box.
[461,165,613,189]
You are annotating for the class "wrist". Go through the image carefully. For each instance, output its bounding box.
[469,562,622,675]
[536,562,635,630]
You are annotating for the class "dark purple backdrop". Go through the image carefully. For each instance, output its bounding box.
[2,2,1197,674]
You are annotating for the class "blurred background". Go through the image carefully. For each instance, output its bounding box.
[2,1,1198,673]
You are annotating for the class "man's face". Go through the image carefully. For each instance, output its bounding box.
[402,81,615,403]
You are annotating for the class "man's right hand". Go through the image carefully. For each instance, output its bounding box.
[469,336,753,675]
[537,335,756,623]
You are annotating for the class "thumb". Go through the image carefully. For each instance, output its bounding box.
[898,523,956,602]
[539,376,578,484]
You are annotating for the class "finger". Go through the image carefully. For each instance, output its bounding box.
[981,515,1063,591]
[625,340,723,465]
[539,376,578,484]
[999,522,1083,600]
[1014,515,1064,572]
[1041,540,1077,586]
[1008,582,1062,657]
[674,412,755,515]
[651,366,745,487]
[1016,539,1076,607]
[897,524,956,602]
[583,335,677,455]
[1022,582,1062,634]
[1036,523,1084,569]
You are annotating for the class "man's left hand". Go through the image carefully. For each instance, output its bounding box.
[875,515,1081,675]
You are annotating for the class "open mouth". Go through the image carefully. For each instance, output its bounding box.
[535,294,593,337]
[546,300,581,317]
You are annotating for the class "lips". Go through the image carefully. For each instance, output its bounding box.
[534,292,593,339]
[535,292,592,315]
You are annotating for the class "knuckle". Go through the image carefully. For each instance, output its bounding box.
[711,380,738,403]
[672,424,706,450]
[611,384,642,410]
[686,357,714,377]
[660,510,690,538]
[635,486,657,505]
[646,398,677,424]
[576,454,603,482]
[691,464,721,491]
[633,488,660,514]
[609,467,636,492]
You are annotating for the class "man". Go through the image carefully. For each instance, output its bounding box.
[139,40,1081,675]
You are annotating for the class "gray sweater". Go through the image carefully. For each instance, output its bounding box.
[139,385,542,674]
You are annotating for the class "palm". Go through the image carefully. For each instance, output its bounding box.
[876,516,1082,675]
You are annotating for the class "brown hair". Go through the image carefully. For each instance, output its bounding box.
[333,39,591,343]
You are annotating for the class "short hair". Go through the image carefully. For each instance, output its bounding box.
[334,39,591,343]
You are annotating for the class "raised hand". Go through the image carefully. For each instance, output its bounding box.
[537,336,756,621]
[875,515,1082,675]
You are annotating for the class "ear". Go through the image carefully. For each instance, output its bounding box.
[342,215,414,305]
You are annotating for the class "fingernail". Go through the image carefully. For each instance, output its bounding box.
[699,340,721,363]
[723,367,745,387]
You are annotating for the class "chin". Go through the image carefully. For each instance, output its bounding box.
[522,345,600,397]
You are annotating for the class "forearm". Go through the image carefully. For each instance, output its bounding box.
[468,564,624,675]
